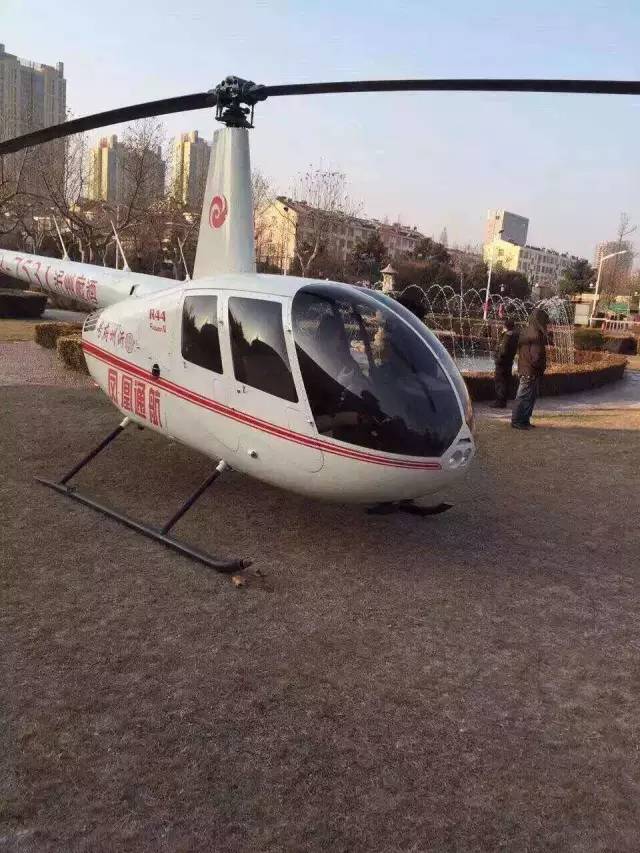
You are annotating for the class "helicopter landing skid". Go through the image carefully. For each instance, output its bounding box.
[36,418,250,575]
[366,500,453,517]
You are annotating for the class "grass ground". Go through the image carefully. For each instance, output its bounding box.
[1,386,639,852]
[626,353,640,371]
[0,319,41,342]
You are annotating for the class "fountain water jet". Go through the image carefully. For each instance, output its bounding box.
[396,285,574,374]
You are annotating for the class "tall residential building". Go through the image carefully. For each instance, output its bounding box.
[89,135,120,203]
[593,239,634,284]
[0,43,66,139]
[485,209,529,247]
[255,196,426,273]
[483,209,579,291]
[0,44,66,192]
[88,134,165,206]
[170,131,211,207]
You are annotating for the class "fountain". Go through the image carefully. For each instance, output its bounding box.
[395,284,575,374]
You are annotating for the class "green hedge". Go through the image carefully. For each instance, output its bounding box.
[603,335,637,355]
[0,288,47,318]
[56,335,89,374]
[35,321,83,349]
[0,272,27,291]
[463,355,627,401]
[573,327,604,351]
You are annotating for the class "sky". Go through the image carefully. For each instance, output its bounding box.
[2,0,639,261]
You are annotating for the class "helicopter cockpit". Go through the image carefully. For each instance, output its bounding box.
[292,284,470,458]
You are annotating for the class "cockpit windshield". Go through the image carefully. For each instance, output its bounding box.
[292,284,463,458]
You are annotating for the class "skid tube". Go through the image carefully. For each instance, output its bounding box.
[36,418,250,574]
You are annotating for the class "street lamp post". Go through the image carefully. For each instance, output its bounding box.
[590,249,631,325]
[483,214,503,320]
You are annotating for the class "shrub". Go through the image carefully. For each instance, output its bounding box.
[0,288,47,318]
[573,327,604,351]
[56,335,89,374]
[0,272,27,290]
[462,353,627,401]
[35,321,83,349]
[603,334,637,355]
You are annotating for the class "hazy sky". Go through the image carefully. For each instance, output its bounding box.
[3,0,639,260]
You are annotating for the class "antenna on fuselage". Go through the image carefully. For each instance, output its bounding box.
[110,221,130,272]
[53,217,69,261]
[178,238,191,281]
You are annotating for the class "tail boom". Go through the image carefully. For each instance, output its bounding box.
[0,249,174,311]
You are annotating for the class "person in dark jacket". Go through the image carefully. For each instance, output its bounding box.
[491,318,519,408]
[511,307,549,430]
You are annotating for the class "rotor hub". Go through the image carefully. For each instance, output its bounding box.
[213,76,266,128]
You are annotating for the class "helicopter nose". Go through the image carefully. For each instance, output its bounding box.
[443,437,474,471]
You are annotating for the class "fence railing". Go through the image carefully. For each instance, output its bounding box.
[588,318,640,333]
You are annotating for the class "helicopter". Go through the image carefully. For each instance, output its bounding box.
[1,75,638,573]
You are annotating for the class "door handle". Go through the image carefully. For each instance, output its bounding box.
[151,363,160,378]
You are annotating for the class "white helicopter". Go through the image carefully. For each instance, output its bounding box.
[1,76,637,571]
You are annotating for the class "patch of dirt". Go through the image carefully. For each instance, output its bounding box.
[0,341,93,388]
[0,320,40,342]
[1,386,640,852]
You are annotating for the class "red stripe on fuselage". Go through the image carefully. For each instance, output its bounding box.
[82,340,442,471]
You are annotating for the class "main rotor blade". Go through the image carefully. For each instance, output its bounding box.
[259,78,640,98]
[0,91,216,156]
[2,76,638,157]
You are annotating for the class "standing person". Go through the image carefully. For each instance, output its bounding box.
[491,318,519,408]
[511,307,549,430]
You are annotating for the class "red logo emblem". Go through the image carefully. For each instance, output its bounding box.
[209,194,228,229]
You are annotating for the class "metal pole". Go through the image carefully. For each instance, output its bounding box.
[591,260,604,325]
[160,460,228,534]
[59,417,130,485]
[484,214,502,321]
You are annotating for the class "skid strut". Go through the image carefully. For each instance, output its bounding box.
[36,418,250,574]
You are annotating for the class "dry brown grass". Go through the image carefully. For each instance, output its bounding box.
[1,387,640,852]
[56,335,88,374]
[626,354,640,371]
[0,319,41,342]
[34,322,83,349]
[535,409,640,431]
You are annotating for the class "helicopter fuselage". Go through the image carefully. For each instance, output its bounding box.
[80,272,475,504]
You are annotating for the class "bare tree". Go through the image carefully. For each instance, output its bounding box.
[26,118,170,270]
[599,212,637,304]
[118,120,166,220]
[252,169,274,266]
[0,104,37,241]
[289,166,360,277]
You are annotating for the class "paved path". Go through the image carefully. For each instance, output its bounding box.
[0,341,93,388]
[478,368,640,420]
[42,308,88,323]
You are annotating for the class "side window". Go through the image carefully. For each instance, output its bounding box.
[181,295,222,374]
[228,297,298,402]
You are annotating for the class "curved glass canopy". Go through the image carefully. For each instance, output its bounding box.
[292,284,464,458]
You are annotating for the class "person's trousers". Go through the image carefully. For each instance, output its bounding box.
[511,375,539,425]
[494,365,512,405]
